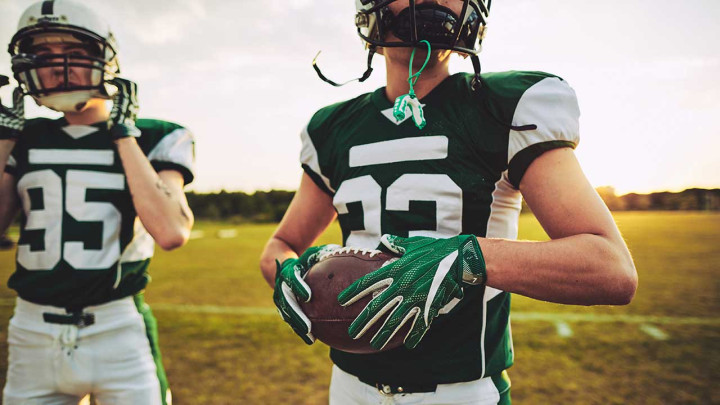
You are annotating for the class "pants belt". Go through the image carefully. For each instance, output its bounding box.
[42,311,95,328]
[358,376,437,395]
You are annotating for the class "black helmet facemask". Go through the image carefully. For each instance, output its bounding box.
[386,4,465,46]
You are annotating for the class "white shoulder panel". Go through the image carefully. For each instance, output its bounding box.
[147,128,196,175]
[508,77,581,164]
[300,125,335,193]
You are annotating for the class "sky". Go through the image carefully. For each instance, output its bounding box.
[1,0,719,195]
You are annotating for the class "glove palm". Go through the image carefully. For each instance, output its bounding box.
[108,77,141,139]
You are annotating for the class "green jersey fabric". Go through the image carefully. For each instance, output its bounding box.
[300,71,580,385]
[5,118,195,309]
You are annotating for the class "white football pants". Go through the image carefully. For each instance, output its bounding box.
[3,297,163,405]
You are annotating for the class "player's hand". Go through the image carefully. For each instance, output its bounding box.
[273,244,341,345]
[338,234,487,350]
[0,76,25,141]
[108,77,141,140]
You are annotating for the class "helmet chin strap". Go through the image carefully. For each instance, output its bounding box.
[312,46,376,87]
[470,54,483,90]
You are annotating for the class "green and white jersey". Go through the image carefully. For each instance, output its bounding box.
[5,118,195,309]
[301,71,580,385]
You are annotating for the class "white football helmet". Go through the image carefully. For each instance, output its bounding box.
[8,0,120,112]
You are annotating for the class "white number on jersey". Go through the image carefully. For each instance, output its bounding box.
[17,169,125,271]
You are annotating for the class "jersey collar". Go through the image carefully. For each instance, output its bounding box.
[371,73,464,124]
[55,117,108,139]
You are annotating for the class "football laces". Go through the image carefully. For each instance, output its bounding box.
[318,246,382,261]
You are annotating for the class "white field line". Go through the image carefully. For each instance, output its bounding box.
[0,299,718,326]
[510,312,720,325]
[189,230,205,240]
[216,229,238,239]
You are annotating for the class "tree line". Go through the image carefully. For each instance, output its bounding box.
[187,187,720,222]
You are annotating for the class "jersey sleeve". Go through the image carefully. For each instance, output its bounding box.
[300,114,336,197]
[146,126,196,185]
[507,77,580,188]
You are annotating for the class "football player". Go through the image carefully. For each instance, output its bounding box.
[260,0,638,403]
[0,1,195,404]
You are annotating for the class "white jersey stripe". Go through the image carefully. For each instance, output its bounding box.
[349,136,448,167]
[29,149,114,166]
[120,218,155,263]
[480,170,523,376]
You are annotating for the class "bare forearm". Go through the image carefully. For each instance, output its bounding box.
[0,174,19,235]
[0,139,15,180]
[480,234,637,305]
[260,236,301,288]
[115,138,193,250]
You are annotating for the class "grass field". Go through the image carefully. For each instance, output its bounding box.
[0,212,718,404]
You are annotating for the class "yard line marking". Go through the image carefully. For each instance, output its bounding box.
[0,299,717,326]
[555,321,573,338]
[510,312,720,325]
[216,229,238,239]
[640,324,669,340]
[151,303,278,316]
[189,230,205,240]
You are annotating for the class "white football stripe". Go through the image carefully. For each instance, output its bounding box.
[424,250,459,325]
[348,136,448,167]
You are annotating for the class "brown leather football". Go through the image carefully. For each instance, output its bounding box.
[299,248,409,354]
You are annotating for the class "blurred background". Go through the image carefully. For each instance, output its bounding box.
[2,0,719,194]
[0,0,719,403]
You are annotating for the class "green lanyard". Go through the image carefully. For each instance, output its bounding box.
[392,40,432,130]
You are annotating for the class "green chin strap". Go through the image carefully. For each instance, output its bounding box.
[392,40,432,130]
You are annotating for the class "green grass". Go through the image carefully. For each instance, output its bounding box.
[0,212,718,404]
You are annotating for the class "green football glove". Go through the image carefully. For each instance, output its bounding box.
[108,77,141,140]
[338,234,486,350]
[0,76,24,141]
[273,244,341,345]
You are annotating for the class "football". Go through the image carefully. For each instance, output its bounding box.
[299,248,408,354]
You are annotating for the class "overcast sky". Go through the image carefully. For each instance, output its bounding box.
[1,0,719,194]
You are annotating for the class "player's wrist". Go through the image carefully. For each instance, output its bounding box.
[276,257,298,282]
[459,235,487,286]
[110,123,141,142]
